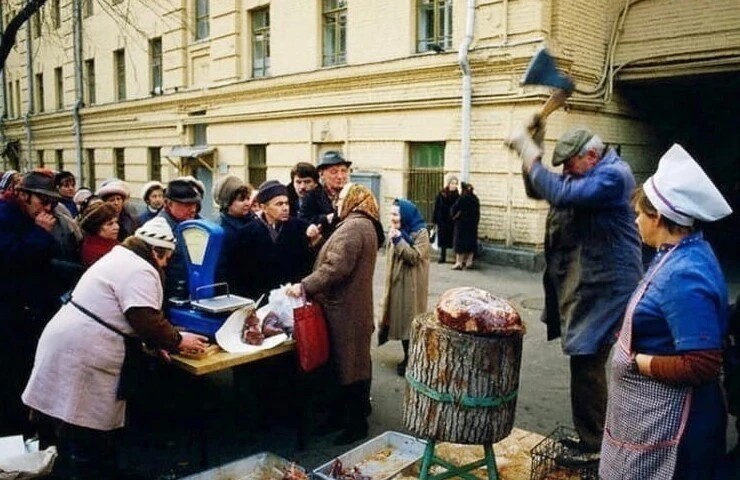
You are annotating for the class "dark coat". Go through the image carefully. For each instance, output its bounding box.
[528,148,643,355]
[432,188,459,249]
[231,216,315,300]
[450,191,480,254]
[137,206,161,225]
[286,182,300,218]
[299,186,338,236]
[0,200,60,434]
[215,212,253,288]
[118,206,140,241]
[157,209,191,301]
[301,212,378,385]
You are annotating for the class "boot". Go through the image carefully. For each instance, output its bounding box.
[438,248,446,264]
[361,378,372,417]
[397,341,410,377]
[334,382,369,446]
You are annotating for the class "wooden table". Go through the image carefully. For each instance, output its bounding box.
[170,340,296,375]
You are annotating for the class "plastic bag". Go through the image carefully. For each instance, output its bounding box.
[0,447,57,480]
[266,286,304,330]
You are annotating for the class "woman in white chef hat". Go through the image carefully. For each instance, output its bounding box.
[600,144,733,480]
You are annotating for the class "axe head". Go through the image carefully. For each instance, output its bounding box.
[521,47,575,95]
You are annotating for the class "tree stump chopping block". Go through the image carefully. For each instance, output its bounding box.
[403,312,523,445]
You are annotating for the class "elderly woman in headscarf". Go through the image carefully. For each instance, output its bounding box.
[432,174,459,263]
[600,145,733,480]
[22,217,209,479]
[379,198,430,377]
[286,183,384,446]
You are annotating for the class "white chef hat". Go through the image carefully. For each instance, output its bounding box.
[644,144,732,226]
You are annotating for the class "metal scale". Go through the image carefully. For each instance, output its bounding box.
[167,219,253,338]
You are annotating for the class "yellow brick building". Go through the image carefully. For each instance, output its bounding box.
[1,0,738,266]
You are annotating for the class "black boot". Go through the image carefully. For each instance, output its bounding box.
[362,378,372,417]
[334,382,369,446]
[438,248,446,264]
[397,341,410,376]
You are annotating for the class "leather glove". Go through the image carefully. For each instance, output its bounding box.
[505,127,543,170]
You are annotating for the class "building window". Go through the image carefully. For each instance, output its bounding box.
[7,82,14,117]
[251,7,270,78]
[247,145,267,186]
[150,37,163,94]
[85,149,96,188]
[114,148,126,180]
[54,67,63,110]
[408,142,445,223]
[55,149,64,171]
[32,12,42,39]
[417,0,453,53]
[322,0,347,67]
[83,0,94,18]
[193,124,207,146]
[14,80,21,116]
[148,147,162,181]
[37,151,45,168]
[35,73,44,113]
[84,59,96,105]
[114,49,126,101]
[52,0,61,29]
[195,0,209,40]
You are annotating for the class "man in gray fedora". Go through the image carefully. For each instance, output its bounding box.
[299,150,352,238]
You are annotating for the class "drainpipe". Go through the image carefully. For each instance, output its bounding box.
[0,1,6,170]
[72,0,84,185]
[458,0,476,182]
[24,17,34,171]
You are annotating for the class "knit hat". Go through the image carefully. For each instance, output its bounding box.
[165,179,202,204]
[0,170,19,190]
[79,202,118,235]
[256,179,289,204]
[97,179,130,199]
[552,127,595,166]
[135,217,177,250]
[140,181,165,203]
[212,175,247,207]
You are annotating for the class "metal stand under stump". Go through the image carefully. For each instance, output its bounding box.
[418,440,499,480]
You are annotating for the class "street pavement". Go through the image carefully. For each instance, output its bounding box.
[118,251,739,478]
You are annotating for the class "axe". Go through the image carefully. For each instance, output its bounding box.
[521,46,575,133]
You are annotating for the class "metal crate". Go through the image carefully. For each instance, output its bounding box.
[181,451,305,480]
[530,426,598,480]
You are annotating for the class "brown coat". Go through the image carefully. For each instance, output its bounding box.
[301,212,378,385]
[380,229,430,340]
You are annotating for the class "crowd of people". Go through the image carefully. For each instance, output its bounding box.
[1,126,738,479]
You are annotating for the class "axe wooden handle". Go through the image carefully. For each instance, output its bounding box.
[539,88,570,120]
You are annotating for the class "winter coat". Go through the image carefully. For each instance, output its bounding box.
[117,206,140,241]
[301,212,379,385]
[80,235,118,268]
[215,212,253,288]
[380,229,430,341]
[451,192,480,254]
[432,189,459,249]
[231,216,315,300]
[527,148,643,354]
[299,186,338,237]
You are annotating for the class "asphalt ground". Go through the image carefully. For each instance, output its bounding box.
[114,251,739,479]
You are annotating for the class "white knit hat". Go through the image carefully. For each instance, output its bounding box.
[97,179,130,199]
[135,217,177,250]
[644,144,732,226]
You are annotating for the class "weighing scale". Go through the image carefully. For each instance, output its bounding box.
[167,219,253,338]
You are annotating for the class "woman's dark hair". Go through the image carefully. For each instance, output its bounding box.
[632,185,693,235]
[54,171,76,188]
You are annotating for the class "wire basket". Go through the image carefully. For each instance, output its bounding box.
[530,426,598,480]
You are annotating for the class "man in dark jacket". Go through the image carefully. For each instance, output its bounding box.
[286,162,319,217]
[507,125,642,464]
[298,151,351,238]
[232,180,319,300]
[0,170,62,435]
[157,179,201,302]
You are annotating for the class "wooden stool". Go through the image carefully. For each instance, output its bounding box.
[418,439,499,480]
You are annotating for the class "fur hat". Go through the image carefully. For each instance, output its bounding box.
[97,179,130,200]
[73,188,94,205]
[79,203,118,235]
[213,175,247,207]
[135,217,177,250]
[140,181,165,203]
[165,179,202,204]
[176,175,206,198]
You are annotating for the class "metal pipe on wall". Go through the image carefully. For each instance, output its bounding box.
[73,0,84,185]
[458,0,476,182]
[24,16,34,171]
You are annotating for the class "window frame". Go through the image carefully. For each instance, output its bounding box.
[408,142,446,223]
[114,49,126,101]
[148,147,162,182]
[35,72,44,113]
[52,0,61,29]
[83,0,94,18]
[251,7,270,78]
[322,0,347,67]
[195,0,210,41]
[114,148,126,180]
[150,37,163,93]
[84,59,96,105]
[247,144,267,187]
[55,149,64,171]
[54,67,63,110]
[416,0,453,53]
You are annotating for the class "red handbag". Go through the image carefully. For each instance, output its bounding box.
[293,298,330,372]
